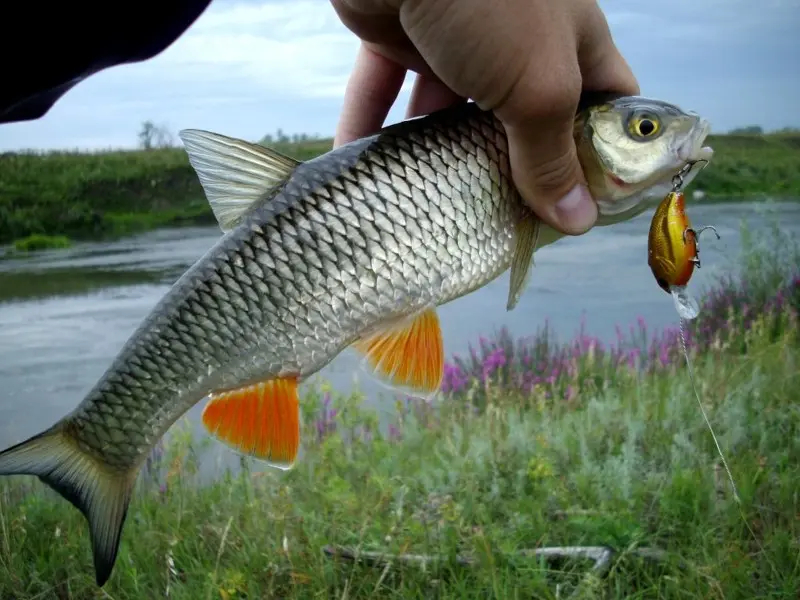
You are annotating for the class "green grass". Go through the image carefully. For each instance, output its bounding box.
[0,226,798,598]
[685,132,800,199]
[0,324,797,598]
[1,131,799,244]
[11,233,72,252]
[0,138,329,244]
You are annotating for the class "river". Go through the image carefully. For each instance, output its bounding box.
[1,200,797,472]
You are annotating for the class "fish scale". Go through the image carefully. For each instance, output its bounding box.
[0,95,714,587]
[67,103,516,469]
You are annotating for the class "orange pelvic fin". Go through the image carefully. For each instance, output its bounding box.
[353,308,444,394]
[202,376,300,469]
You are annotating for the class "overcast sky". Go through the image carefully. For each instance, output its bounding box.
[0,0,797,151]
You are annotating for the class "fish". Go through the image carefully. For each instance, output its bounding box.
[0,94,713,586]
[647,188,719,320]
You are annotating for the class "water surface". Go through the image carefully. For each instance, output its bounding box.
[1,200,797,469]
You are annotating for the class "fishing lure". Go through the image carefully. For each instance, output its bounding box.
[646,166,743,500]
[647,186,718,320]
[646,164,774,566]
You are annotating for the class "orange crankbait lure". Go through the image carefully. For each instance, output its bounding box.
[647,189,718,320]
[646,164,756,539]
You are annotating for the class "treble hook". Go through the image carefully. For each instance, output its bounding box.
[683,224,720,245]
[694,225,720,240]
[683,225,720,269]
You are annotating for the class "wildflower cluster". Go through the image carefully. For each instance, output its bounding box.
[442,272,798,409]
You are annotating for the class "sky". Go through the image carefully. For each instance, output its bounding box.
[0,0,798,151]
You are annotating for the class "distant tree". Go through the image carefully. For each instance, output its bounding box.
[728,125,763,135]
[138,121,157,150]
[260,130,327,145]
[138,120,174,150]
[259,130,326,146]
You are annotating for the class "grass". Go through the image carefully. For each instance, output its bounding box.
[0,138,328,244]
[11,233,72,252]
[1,130,799,244]
[684,132,800,200]
[0,224,798,599]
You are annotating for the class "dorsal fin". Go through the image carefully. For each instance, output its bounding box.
[178,129,301,232]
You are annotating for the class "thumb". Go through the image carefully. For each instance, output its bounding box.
[492,3,639,236]
[502,112,597,236]
[494,55,598,236]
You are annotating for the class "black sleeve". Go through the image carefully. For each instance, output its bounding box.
[0,0,213,124]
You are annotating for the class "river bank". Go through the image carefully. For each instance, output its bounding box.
[0,226,797,599]
[1,131,799,246]
[3,203,798,458]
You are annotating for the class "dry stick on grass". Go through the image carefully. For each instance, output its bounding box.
[324,545,616,572]
[323,543,687,595]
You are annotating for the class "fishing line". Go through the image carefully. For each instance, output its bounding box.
[676,312,770,571]
[677,315,739,503]
[671,247,772,570]
[653,159,770,566]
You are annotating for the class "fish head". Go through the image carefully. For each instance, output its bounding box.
[575,95,713,224]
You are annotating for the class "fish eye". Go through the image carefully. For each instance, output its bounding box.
[627,112,662,140]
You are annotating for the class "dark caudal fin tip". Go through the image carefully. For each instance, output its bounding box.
[0,425,136,587]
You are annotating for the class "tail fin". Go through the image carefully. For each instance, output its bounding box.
[0,424,137,586]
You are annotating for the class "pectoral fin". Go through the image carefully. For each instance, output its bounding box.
[507,213,541,311]
[201,376,300,469]
[353,308,444,393]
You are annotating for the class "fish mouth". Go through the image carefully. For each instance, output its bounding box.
[678,117,713,165]
[595,117,713,220]
[672,117,714,190]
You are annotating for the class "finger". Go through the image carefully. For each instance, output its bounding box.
[405,72,465,119]
[505,126,597,236]
[494,3,639,236]
[496,57,598,236]
[397,0,600,235]
[334,44,407,148]
[576,3,639,95]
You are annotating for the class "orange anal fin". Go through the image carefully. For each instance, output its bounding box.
[201,376,300,469]
[353,308,444,393]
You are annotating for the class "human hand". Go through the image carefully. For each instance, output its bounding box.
[330,0,639,235]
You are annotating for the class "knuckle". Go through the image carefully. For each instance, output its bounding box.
[500,60,582,127]
[530,71,581,118]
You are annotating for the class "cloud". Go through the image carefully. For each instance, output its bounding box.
[0,0,797,151]
[143,1,365,99]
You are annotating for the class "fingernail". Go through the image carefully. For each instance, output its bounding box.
[555,184,597,233]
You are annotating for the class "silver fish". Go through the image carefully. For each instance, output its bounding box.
[0,95,713,586]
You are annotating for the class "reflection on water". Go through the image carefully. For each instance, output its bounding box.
[0,227,220,302]
[0,201,798,471]
[0,269,169,303]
